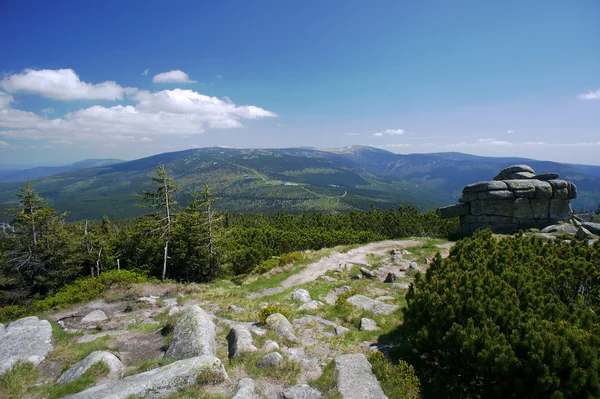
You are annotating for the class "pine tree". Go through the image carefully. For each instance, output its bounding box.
[136,164,178,283]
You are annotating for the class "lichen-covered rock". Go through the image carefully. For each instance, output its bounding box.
[282,384,323,399]
[541,223,578,235]
[360,267,376,279]
[346,295,399,315]
[493,165,535,181]
[335,353,388,399]
[0,316,53,374]
[359,318,379,331]
[165,305,216,360]
[298,300,323,310]
[232,378,260,399]
[463,181,508,193]
[335,326,350,336]
[264,340,280,352]
[291,289,311,304]
[265,313,299,342]
[256,352,283,368]
[582,222,600,235]
[227,325,257,359]
[57,351,123,384]
[63,355,227,399]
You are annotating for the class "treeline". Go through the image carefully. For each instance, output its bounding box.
[404,231,600,398]
[0,165,458,310]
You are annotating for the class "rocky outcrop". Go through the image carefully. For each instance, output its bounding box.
[63,355,227,399]
[439,165,577,235]
[265,313,299,343]
[335,353,388,399]
[57,351,123,384]
[0,316,53,373]
[227,325,257,359]
[81,310,108,324]
[165,305,216,360]
[346,295,399,315]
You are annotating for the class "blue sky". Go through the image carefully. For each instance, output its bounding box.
[1,0,599,165]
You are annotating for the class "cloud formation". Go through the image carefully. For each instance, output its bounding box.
[577,89,600,100]
[152,70,196,83]
[0,92,13,109]
[1,69,131,100]
[142,69,149,76]
[373,128,405,137]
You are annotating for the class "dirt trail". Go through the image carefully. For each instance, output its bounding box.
[247,239,425,299]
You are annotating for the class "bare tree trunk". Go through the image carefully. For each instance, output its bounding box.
[162,241,168,283]
[30,202,37,247]
[85,221,94,277]
[95,247,102,277]
[117,258,120,271]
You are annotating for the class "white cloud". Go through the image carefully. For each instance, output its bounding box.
[576,89,600,100]
[0,88,276,142]
[0,140,9,147]
[373,128,405,137]
[42,107,54,114]
[0,91,13,109]
[141,137,153,142]
[1,69,131,100]
[152,70,196,84]
[142,69,149,76]
[506,129,515,134]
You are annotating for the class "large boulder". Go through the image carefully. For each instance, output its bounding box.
[226,325,257,359]
[256,352,284,368]
[0,316,53,374]
[57,351,123,384]
[165,305,216,360]
[493,165,535,181]
[63,355,227,399]
[265,313,299,343]
[335,353,388,399]
[463,181,508,193]
[582,222,600,235]
[346,295,398,315]
[232,378,260,399]
[291,289,311,303]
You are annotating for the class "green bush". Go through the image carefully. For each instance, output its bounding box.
[335,289,357,308]
[258,303,288,325]
[403,231,600,398]
[368,351,420,399]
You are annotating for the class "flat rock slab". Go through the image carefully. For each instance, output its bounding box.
[81,310,108,324]
[335,353,388,399]
[266,313,299,343]
[232,377,260,399]
[0,316,53,373]
[346,295,399,315]
[63,355,228,399]
[77,330,127,343]
[166,305,216,360]
[57,351,123,384]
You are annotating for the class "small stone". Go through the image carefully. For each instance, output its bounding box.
[424,258,430,265]
[232,377,259,399]
[264,340,280,352]
[81,310,108,324]
[409,262,418,270]
[360,318,379,331]
[168,307,180,317]
[576,226,595,241]
[227,325,257,359]
[351,274,362,280]
[298,300,323,311]
[228,304,245,313]
[57,320,66,328]
[320,275,337,282]
[335,326,350,336]
[266,313,299,343]
[347,295,399,315]
[256,352,283,368]
[292,289,312,303]
[360,267,376,279]
[384,272,400,283]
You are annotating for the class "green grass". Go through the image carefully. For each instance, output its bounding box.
[230,351,302,387]
[0,361,39,398]
[48,333,113,364]
[45,361,110,399]
[309,360,340,399]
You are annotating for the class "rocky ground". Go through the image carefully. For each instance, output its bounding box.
[0,238,452,399]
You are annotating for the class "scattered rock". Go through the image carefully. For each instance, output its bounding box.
[232,377,260,399]
[583,222,600,235]
[320,276,337,282]
[335,353,388,399]
[292,289,312,303]
[63,355,228,399]
[298,300,323,310]
[409,262,418,270]
[383,272,400,283]
[77,330,127,343]
[264,340,280,352]
[351,274,362,280]
[166,305,216,360]
[346,295,399,315]
[392,282,410,290]
[360,267,376,279]
[401,250,411,255]
[424,258,430,265]
[266,313,299,343]
[541,223,578,235]
[168,307,180,317]
[0,316,53,374]
[282,384,323,399]
[227,325,257,359]
[256,352,284,368]
[57,351,123,384]
[360,318,379,331]
[228,304,245,313]
[375,296,394,301]
[576,226,595,241]
[335,326,350,336]
[81,310,108,324]
[137,295,159,304]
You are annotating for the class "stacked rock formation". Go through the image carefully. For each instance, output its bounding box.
[439,165,577,235]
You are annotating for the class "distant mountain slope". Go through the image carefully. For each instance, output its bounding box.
[319,146,600,211]
[0,159,124,183]
[0,148,448,220]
